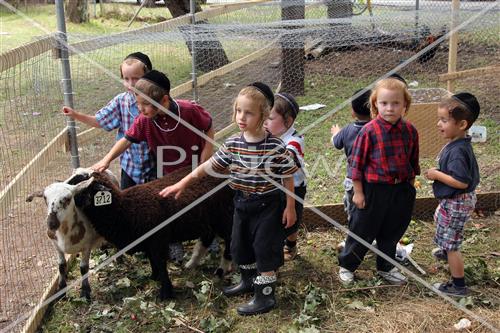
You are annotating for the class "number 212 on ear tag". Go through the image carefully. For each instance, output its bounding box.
[94,191,112,206]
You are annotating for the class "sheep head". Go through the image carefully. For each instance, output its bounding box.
[27,168,117,240]
[73,175,115,211]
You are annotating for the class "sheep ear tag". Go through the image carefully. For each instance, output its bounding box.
[94,191,112,206]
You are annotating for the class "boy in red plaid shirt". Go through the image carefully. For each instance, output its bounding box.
[338,77,420,285]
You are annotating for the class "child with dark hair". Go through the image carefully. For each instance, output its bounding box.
[62,52,155,189]
[162,82,298,315]
[424,92,480,297]
[93,70,214,263]
[264,92,306,261]
[338,77,420,286]
[331,88,372,226]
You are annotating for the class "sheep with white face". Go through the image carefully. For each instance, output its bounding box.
[27,168,117,300]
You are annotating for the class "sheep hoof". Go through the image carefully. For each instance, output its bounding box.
[80,288,91,301]
[159,288,175,301]
[214,267,224,278]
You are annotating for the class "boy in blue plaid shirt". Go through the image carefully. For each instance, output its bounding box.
[424,92,480,297]
[62,52,155,189]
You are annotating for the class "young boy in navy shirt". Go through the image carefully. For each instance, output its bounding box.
[424,92,480,297]
[331,88,372,224]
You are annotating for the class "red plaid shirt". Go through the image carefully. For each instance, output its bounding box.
[350,115,420,184]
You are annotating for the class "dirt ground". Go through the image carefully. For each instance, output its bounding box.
[38,212,500,332]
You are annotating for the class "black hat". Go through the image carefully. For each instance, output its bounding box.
[141,70,170,94]
[389,73,407,86]
[248,82,274,107]
[276,92,299,118]
[351,88,371,116]
[452,92,480,121]
[125,52,152,71]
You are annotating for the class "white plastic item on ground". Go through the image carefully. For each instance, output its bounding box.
[468,125,487,143]
[299,103,326,111]
[453,318,471,331]
[395,243,414,261]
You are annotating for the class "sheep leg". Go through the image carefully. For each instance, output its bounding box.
[185,240,208,270]
[79,247,92,300]
[152,255,174,300]
[56,248,67,298]
[215,237,233,277]
[146,251,160,281]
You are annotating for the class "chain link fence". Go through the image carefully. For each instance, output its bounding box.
[0,0,498,331]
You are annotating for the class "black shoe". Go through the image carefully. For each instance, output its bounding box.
[434,281,468,297]
[223,267,256,297]
[236,281,276,316]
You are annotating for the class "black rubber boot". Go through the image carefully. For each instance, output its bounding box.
[223,267,257,297]
[236,281,276,316]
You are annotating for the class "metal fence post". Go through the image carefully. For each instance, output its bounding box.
[190,0,198,102]
[56,0,80,169]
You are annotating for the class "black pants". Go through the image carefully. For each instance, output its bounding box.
[231,191,285,272]
[120,168,157,189]
[285,185,307,237]
[338,182,416,272]
[120,169,137,189]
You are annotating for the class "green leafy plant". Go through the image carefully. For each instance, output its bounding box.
[290,283,327,332]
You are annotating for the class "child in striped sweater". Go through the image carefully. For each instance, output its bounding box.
[161,82,298,316]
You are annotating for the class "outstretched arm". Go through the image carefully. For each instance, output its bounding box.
[159,158,215,199]
[62,106,101,128]
[92,137,131,172]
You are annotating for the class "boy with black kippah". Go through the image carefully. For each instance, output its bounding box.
[63,51,155,189]
[93,70,214,179]
[425,92,480,297]
[93,70,214,264]
[331,88,372,227]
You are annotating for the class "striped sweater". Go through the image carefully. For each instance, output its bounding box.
[211,133,298,194]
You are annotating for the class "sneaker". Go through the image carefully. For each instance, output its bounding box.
[432,248,448,262]
[433,281,468,297]
[378,267,407,285]
[284,245,298,261]
[338,267,354,285]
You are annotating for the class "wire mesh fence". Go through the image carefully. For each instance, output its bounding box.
[0,0,499,331]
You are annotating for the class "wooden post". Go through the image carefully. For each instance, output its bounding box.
[281,0,305,96]
[447,0,459,92]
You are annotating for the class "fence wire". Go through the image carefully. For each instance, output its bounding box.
[0,0,499,331]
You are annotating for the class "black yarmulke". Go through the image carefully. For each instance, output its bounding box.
[276,92,300,118]
[125,52,152,71]
[453,92,480,121]
[389,73,407,86]
[351,88,371,116]
[248,82,274,107]
[141,70,170,94]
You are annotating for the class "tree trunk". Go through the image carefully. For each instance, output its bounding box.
[165,0,229,73]
[281,0,305,96]
[327,0,353,19]
[65,0,89,23]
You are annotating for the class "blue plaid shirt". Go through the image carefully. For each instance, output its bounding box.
[95,91,155,184]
